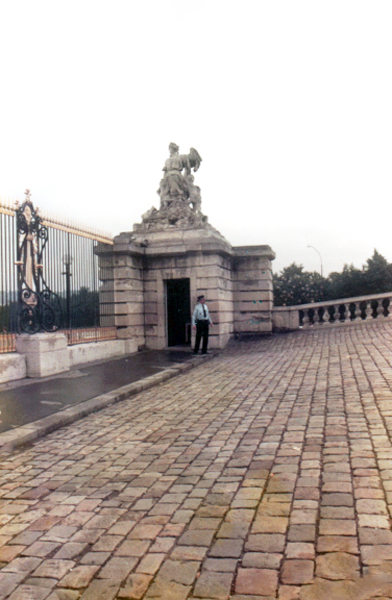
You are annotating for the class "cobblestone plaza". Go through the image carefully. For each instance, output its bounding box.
[1,319,392,599]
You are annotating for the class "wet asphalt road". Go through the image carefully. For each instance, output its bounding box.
[0,349,193,433]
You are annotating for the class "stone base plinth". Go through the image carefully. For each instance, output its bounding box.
[68,339,138,366]
[0,353,27,384]
[272,306,300,331]
[16,333,70,378]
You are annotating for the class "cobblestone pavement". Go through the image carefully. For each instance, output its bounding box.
[1,319,392,600]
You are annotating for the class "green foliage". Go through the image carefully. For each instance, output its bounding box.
[0,301,19,333]
[273,250,392,306]
[362,249,392,295]
[0,287,100,333]
[273,264,325,306]
[327,264,364,300]
[65,286,99,328]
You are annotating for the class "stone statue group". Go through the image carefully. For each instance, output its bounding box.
[158,142,202,212]
[141,143,206,229]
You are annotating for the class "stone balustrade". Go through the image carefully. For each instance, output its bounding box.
[272,291,392,331]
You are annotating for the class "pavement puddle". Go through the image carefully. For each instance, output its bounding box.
[40,400,63,406]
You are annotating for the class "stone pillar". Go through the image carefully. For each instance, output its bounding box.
[97,234,145,351]
[232,246,275,336]
[16,332,70,378]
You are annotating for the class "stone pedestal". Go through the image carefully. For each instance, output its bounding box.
[15,332,70,378]
[96,240,145,349]
[97,223,275,351]
[233,246,275,337]
[0,354,27,384]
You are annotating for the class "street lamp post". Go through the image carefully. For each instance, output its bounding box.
[307,245,323,278]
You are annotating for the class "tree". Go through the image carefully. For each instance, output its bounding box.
[327,264,364,300]
[273,250,392,306]
[362,249,392,295]
[273,263,325,306]
[66,287,99,328]
[0,301,20,333]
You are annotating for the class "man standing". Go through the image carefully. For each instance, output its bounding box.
[192,295,213,355]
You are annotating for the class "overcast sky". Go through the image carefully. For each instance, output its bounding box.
[1,1,391,276]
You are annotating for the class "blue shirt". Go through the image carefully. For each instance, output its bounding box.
[192,302,212,326]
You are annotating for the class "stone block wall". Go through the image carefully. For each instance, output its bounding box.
[194,253,234,349]
[97,229,275,350]
[97,235,146,349]
[143,255,190,350]
[141,251,234,350]
[272,306,300,331]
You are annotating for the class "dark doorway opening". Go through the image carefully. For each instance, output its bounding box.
[166,278,191,347]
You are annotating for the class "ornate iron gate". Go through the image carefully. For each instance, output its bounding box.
[0,191,115,352]
[15,191,62,333]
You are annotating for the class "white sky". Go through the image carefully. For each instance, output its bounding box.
[1,0,391,276]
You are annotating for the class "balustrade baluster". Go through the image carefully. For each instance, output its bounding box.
[365,301,373,321]
[344,303,352,323]
[294,297,392,327]
[344,303,351,323]
[333,304,341,324]
[354,302,362,321]
[376,300,384,319]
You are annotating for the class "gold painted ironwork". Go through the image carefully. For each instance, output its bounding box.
[0,328,117,354]
[16,191,62,333]
[0,333,16,354]
[64,326,117,346]
[1,194,116,352]
[0,196,113,245]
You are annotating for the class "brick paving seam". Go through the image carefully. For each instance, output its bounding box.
[1,320,392,598]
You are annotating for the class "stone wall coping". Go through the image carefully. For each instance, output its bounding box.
[233,245,276,260]
[144,245,233,259]
[103,232,277,264]
[112,245,144,257]
[273,305,303,312]
[108,243,276,261]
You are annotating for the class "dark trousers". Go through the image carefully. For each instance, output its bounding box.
[194,321,209,354]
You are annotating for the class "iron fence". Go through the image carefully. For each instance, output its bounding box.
[0,195,115,353]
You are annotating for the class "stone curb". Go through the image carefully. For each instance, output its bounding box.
[0,353,216,452]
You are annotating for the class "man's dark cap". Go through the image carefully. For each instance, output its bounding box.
[197,295,205,301]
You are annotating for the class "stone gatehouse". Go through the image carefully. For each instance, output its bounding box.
[97,144,275,350]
